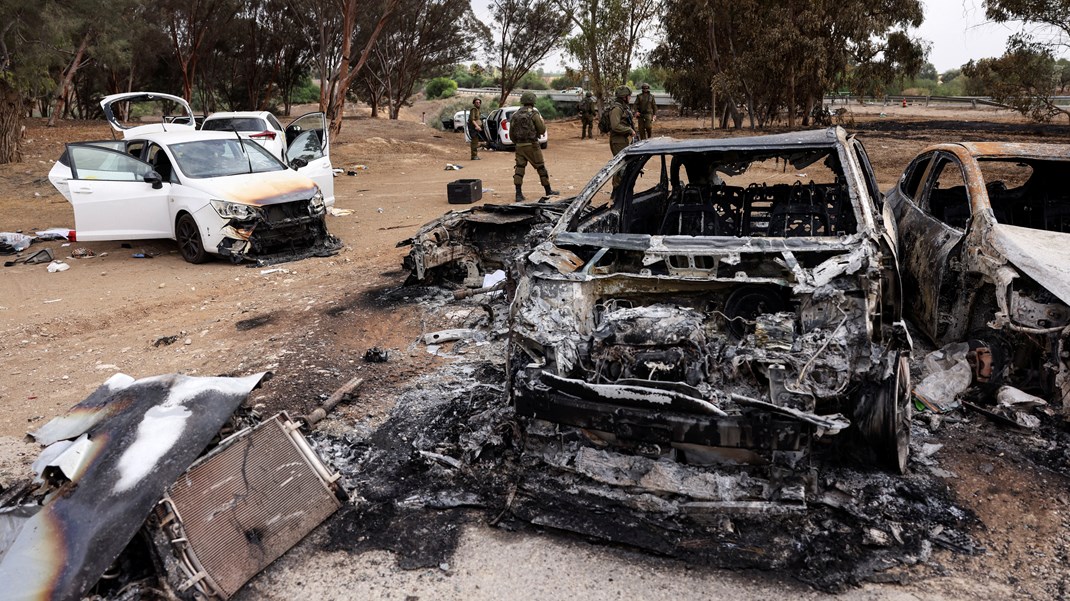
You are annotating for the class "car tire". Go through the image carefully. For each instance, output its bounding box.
[176,213,209,264]
[869,353,911,474]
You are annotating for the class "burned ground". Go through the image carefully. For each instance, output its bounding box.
[3,103,1070,598]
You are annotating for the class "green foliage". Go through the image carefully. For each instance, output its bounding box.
[535,96,558,119]
[432,98,476,130]
[628,66,667,90]
[290,76,320,104]
[517,70,549,90]
[963,37,1070,122]
[425,77,459,99]
[490,0,572,103]
[550,74,579,89]
[451,64,493,88]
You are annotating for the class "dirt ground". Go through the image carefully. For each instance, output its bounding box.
[2,99,1069,599]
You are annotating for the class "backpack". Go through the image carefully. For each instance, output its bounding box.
[510,107,538,143]
[598,106,612,134]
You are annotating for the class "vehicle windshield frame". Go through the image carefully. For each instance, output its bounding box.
[169,138,287,179]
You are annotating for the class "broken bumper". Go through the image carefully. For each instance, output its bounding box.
[515,372,829,460]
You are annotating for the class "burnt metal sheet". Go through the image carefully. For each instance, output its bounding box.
[0,372,267,601]
[989,224,1070,306]
[155,413,342,598]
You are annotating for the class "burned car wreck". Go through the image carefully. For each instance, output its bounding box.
[888,142,1070,417]
[399,198,571,286]
[506,128,913,479]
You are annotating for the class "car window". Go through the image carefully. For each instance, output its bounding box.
[979,158,1070,232]
[57,140,126,167]
[923,155,971,229]
[170,139,286,178]
[286,130,324,163]
[68,145,153,181]
[126,141,145,159]
[899,152,933,201]
[146,143,178,183]
[202,117,267,132]
[266,114,283,131]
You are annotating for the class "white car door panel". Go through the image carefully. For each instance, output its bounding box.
[285,113,335,206]
[65,144,172,241]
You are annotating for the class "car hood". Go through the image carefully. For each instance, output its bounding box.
[991,224,1070,305]
[185,170,318,206]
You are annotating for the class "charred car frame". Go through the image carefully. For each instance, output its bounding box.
[507,128,913,475]
[887,142,1070,417]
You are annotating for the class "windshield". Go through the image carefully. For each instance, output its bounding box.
[170,139,285,178]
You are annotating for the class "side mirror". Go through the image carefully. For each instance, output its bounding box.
[290,157,308,170]
[143,170,163,189]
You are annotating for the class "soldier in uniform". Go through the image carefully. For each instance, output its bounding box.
[608,86,635,189]
[510,92,558,201]
[578,91,596,139]
[635,83,656,139]
[468,97,483,160]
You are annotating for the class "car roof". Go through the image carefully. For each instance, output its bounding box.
[932,141,1070,160]
[130,130,264,145]
[203,111,272,120]
[622,128,848,156]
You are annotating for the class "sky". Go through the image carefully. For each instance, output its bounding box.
[472,0,1056,74]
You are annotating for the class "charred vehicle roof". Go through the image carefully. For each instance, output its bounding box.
[886,141,1070,418]
[508,127,914,483]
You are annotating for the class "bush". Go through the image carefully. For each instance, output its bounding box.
[425,77,458,100]
[517,71,548,90]
[535,97,558,119]
[289,76,320,104]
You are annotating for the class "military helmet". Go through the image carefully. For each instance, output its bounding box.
[473,97,482,105]
[585,91,592,97]
[520,91,537,105]
[615,86,632,98]
[641,83,650,90]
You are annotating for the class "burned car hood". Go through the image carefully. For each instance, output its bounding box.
[0,372,267,601]
[990,224,1070,306]
[189,170,318,206]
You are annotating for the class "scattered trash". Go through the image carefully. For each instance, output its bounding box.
[913,342,972,413]
[0,232,32,253]
[364,347,390,363]
[34,228,71,241]
[329,207,354,216]
[482,188,495,194]
[377,207,384,213]
[994,385,1047,429]
[299,375,364,428]
[46,260,70,273]
[4,248,53,267]
[423,329,484,345]
[71,248,95,258]
[152,334,180,347]
[259,267,291,275]
[444,163,464,170]
[131,253,153,259]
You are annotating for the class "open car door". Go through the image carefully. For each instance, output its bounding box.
[63,143,172,241]
[285,112,335,207]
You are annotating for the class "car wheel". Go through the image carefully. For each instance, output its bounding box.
[540,141,548,150]
[867,353,911,474]
[176,213,209,264]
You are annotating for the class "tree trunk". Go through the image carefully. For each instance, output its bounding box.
[48,31,92,127]
[327,0,396,137]
[0,80,24,164]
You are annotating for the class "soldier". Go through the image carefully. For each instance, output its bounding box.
[635,83,656,139]
[509,92,558,201]
[578,91,596,139]
[608,86,635,188]
[468,97,483,160]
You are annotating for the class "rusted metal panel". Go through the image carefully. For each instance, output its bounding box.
[156,414,343,599]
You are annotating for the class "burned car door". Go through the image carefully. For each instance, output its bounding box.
[62,143,172,241]
[286,112,335,205]
[894,151,968,341]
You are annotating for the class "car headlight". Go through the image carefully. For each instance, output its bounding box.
[210,200,258,220]
[309,188,325,214]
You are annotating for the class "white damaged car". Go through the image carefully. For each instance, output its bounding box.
[48,92,340,265]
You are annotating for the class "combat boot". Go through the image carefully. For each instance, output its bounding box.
[515,185,526,202]
[544,184,559,196]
